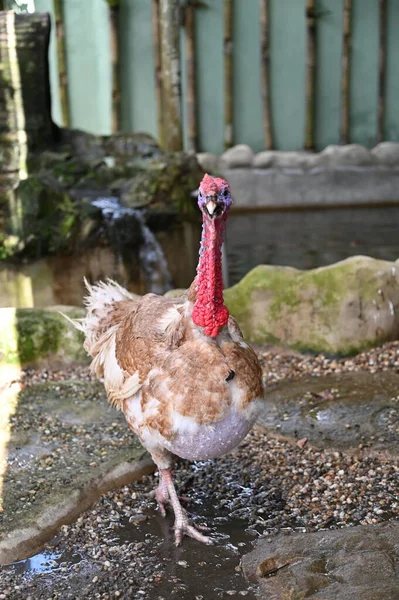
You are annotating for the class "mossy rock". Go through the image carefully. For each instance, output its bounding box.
[122,152,204,217]
[0,306,88,366]
[5,176,84,258]
[224,255,399,355]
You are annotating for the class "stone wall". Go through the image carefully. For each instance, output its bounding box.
[198,143,399,209]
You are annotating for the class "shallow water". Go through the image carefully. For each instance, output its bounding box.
[227,205,399,285]
[5,496,259,599]
[8,549,82,576]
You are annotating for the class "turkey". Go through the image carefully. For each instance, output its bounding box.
[66,174,264,545]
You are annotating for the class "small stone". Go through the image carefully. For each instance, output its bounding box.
[177,560,188,568]
[220,144,254,168]
[371,142,399,166]
[253,151,274,168]
[196,152,219,173]
[296,437,308,449]
[321,144,374,166]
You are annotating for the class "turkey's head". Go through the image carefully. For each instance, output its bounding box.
[198,174,232,221]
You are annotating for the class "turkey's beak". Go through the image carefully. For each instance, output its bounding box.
[205,196,223,218]
[205,199,217,216]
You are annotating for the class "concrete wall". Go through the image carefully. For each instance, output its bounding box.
[33,0,399,153]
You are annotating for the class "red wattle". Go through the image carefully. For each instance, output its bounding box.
[192,216,229,337]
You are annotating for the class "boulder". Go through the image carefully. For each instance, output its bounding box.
[121,152,204,218]
[224,255,399,355]
[0,306,87,367]
[242,521,399,600]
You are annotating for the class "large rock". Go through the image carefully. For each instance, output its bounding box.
[0,306,87,367]
[225,255,399,354]
[241,521,399,600]
[0,379,153,564]
[121,152,204,217]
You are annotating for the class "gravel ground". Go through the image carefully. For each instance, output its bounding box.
[0,342,398,599]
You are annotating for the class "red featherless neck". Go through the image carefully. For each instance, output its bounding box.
[191,213,229,337]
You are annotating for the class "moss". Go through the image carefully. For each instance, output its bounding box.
[225,256,399,356]
[0,307,88,366]
[122,152,204,219]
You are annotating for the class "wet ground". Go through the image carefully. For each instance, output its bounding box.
[2,489,258,599]
[1,429,397,598]
[1,343,399,598]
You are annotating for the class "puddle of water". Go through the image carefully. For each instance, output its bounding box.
[5,549,82,576]
[115,500,259,599]
[5,498,259,599]
[307,406,333,422]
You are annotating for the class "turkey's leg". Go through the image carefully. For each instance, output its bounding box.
[151,472,169,517]
[160,468,213,546]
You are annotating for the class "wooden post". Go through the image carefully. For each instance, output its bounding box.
[185,2,197,152]
[53,0,70,127]
[224,0,233,149]
[377,0,387,143]
[151,0,164,147]
[159,0,183,151]
[260,0,273,149]
[305,0,316,151]
[109,3,121,133]
[340,0,351,144]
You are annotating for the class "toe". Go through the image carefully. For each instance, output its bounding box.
[185,525,213,545]
[158,502,167,517]
[174,519,213,546]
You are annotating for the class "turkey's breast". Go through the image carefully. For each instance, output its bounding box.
[123,329,264,461]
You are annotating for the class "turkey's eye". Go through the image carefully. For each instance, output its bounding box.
[223,189,229,198]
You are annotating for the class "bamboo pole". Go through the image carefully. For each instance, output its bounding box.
[185,2,197,152]
[53,0,70,127]
[340,0,352,144]
[259,0,273,149]
[377,0,387,143]
[151,0,164,146]
[224,0,233,149]
[109,3,121,132]
[304,0,316,151]
[159,0,183,151]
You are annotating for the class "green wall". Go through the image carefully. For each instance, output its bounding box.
[33,0,399,153]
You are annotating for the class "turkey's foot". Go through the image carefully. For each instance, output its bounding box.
[174,508,213,546]
[159,468,213,546]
